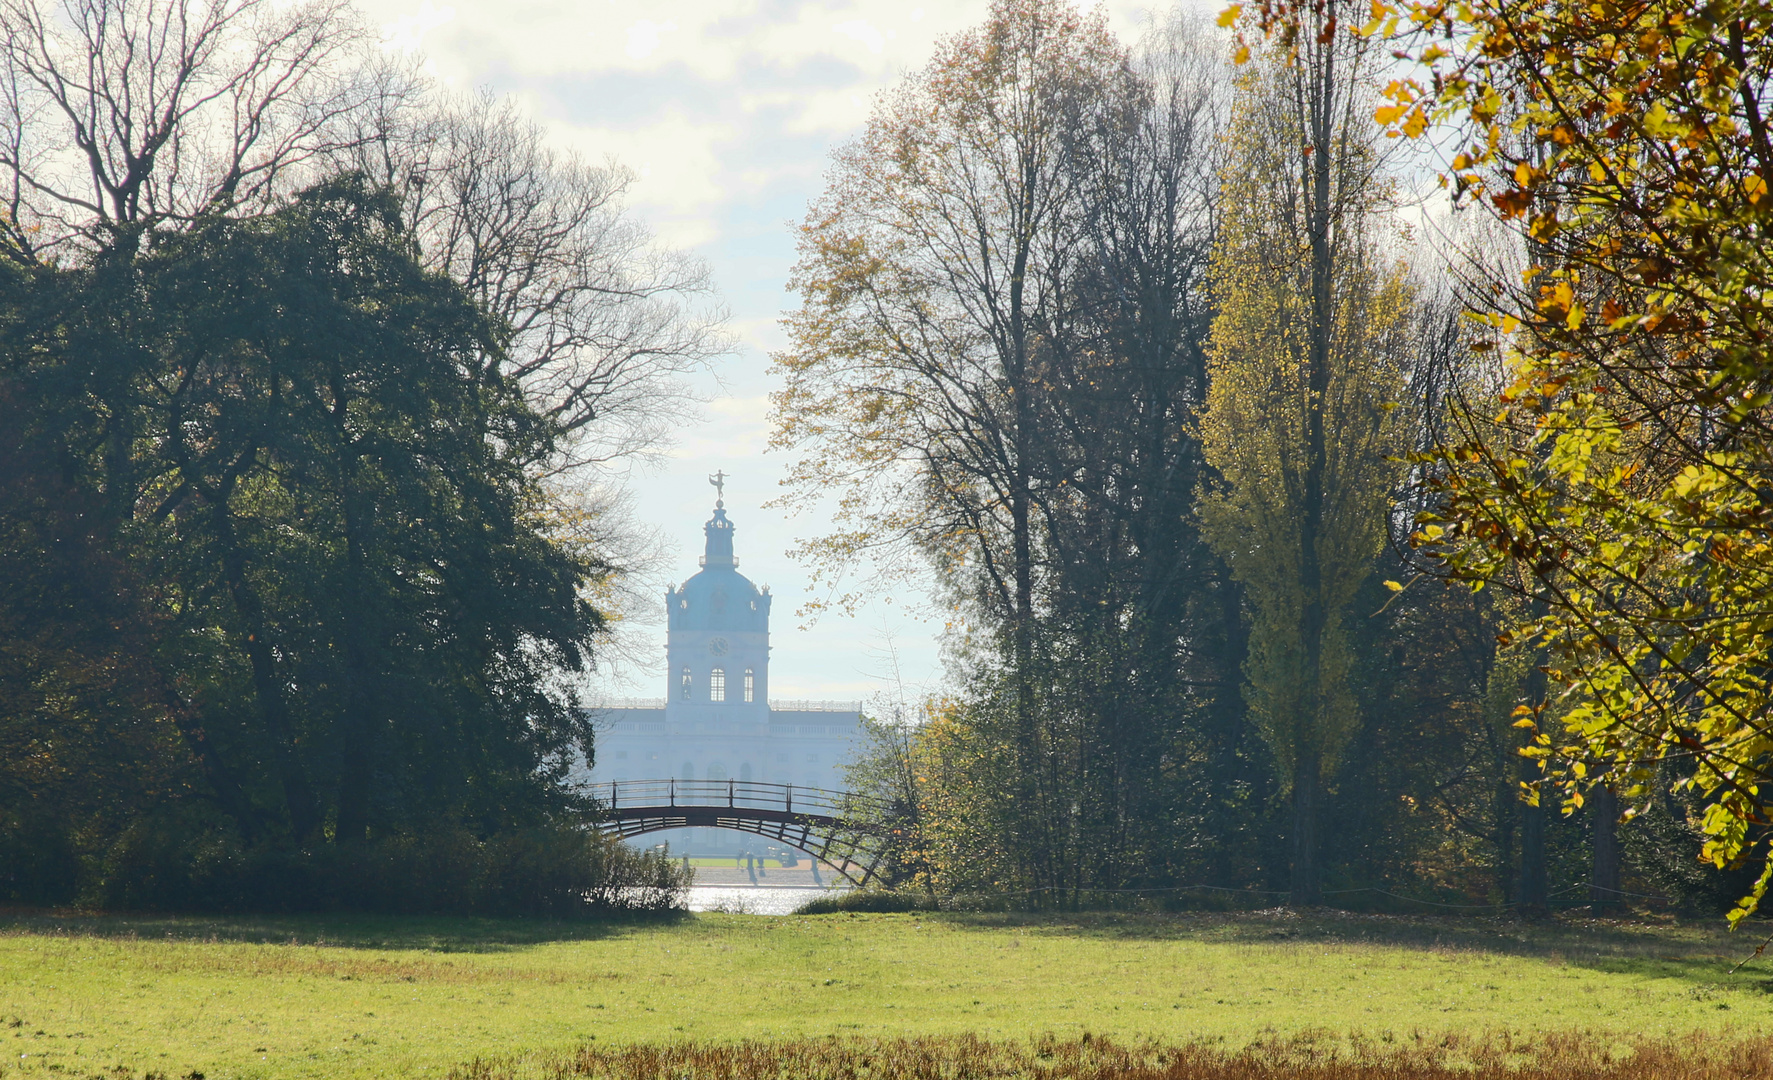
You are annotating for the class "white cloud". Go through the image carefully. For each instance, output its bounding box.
[834,18,886,54]
[380,0,456,53]
[547,112,729,232]
[624,19,678,60]
[727,313,792,355]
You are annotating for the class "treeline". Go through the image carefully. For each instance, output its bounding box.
[781,0,1766,915]
[0,0,712,911]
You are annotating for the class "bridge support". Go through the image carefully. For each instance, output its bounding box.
[595,779,892,888]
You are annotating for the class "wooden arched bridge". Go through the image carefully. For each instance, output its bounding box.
[595,779,893,887]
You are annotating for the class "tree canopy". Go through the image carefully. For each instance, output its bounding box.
[1334,0,1773,922]
[0,0,708,911]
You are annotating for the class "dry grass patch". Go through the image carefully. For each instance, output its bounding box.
[452,1032,1773,1080]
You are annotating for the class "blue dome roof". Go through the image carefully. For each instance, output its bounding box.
[676,564,767,632]
[667,502,770,633]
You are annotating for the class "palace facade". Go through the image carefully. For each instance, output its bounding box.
[575,490,863,836]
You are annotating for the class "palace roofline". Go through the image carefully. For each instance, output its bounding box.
[586,697,863,713]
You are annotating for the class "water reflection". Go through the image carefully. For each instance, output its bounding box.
[686,885,849,914]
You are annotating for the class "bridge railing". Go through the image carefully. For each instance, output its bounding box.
[596,778,889,824]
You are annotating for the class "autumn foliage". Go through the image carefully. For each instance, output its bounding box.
[1215,0,1773,920]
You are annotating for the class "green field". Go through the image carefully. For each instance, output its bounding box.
[1,910,1769,1080]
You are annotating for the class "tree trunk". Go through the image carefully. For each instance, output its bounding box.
[1517,775,1548,915]
[1287,28,1339,913]
[331,379,376,845]
[212,501,320,842]
[1493,751,1517,905]
[1290,750,1322,906]
[154,675,260,842]
[1518,602,1550,917]
[332,522,375,844]
[1590,784,1621,915]
[1010,477,1042,886]
[1006,196,1049,892]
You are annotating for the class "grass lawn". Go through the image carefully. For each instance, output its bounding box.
[1,909,1770,1080]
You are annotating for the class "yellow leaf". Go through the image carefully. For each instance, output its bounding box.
[1402,108,1428,138]
[1749,174,1769,206]
[1541,281,1573,311]
[1512,718,1537,728]
[1383,579,1404,592]
[1375,104,1407,126]
[1642,102,1687,138]
[1233,44,1250,64]
[1217,4,1243,27]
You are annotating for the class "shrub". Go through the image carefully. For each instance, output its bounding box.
[0,808,81,906]
[793,889,938,915]
[80,819,689,916]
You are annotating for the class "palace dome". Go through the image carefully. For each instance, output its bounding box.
[669,504,769,633]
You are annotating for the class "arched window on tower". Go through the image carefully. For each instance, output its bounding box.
[710,668,726,702]
[680,667,691,700]
[744,668,755,702]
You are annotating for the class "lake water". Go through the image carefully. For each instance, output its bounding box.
[685,885,848,914]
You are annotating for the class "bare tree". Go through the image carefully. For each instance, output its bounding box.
[335,90,731,684]
[544,480,673,680]
[0,0,395,259]
[773,0,1139,890]
[2,0,732,767]
[350,91,730,477]
[1,0,726,476]
[1013,12,1232,890]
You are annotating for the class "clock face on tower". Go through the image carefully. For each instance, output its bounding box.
[708,637,730,657]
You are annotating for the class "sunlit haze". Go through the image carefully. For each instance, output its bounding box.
[358,0,1211,703]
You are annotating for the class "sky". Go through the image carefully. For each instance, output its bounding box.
[358,0,1213,705]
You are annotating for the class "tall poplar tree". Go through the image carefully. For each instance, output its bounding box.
[1197,23,1412,905]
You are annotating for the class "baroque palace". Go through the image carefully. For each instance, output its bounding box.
[576,477,863,850]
